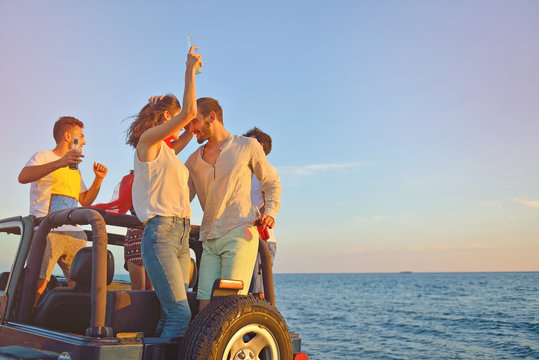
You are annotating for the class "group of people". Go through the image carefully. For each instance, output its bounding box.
[18,47,281,338]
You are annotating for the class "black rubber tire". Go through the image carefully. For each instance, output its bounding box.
[179,295,292,360]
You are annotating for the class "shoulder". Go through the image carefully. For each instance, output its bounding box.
[34,149,54,159]
[26,150,55,166]
[231,135,259,152]
[234,135,258,146]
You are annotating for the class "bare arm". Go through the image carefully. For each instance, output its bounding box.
[137,47,202,162]
[171,123,195,155]
[18,149,83,184]
[79,162,108,206]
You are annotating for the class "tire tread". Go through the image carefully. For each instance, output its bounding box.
[179,295,292,360]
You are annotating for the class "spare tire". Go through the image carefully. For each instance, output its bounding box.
[179,295,292,360]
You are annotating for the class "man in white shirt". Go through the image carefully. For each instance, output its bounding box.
[243,127,279,299]
[18,116,108,304]
[185,97,281,311]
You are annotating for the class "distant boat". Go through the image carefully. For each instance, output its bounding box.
[399,271,412,273]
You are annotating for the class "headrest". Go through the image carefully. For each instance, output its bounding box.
[70,247,114,287]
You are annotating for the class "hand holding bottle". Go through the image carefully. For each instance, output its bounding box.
[254,206,271,241]
[186,45,202,75]
[68,137,82,170]
[187,34,202,74]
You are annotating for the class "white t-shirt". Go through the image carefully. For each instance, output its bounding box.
[25,150,87,231]
[133,142,192,223]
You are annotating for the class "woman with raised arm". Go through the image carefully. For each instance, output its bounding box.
[125,47,201,338]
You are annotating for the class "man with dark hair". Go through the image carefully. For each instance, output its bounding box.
[243,127,278,299]
[186,98,281,311]
[243,127,272,156]
[18,116,108,305]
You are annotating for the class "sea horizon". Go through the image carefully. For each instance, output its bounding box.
[273,270,539,275]
[276,271,539,359]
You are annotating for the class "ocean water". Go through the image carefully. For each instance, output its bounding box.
[274,272,539,360]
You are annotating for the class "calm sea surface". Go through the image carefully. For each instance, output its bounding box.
[274,272,539,360]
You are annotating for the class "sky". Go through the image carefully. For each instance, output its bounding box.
[0,0,538,274]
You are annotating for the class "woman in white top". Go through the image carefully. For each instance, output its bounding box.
[125,47,201,338]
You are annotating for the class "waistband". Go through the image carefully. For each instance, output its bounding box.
[146,215,190,225]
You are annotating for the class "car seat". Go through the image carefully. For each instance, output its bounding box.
[33,247,114,334]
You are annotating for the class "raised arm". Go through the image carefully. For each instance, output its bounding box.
[137,47,202,162]
[79,162,108,206]
[170,122,195,155]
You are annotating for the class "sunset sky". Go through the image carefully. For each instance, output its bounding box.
[1,0,538,274]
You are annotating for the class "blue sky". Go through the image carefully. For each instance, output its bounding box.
[1,0,538,273]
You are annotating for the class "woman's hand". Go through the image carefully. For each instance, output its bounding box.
[187,46,202,72]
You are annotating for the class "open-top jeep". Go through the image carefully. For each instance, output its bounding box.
[0,208,308,359]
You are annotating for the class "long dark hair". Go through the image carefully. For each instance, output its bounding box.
[125,94,181,148]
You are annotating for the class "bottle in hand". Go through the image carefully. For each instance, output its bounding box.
[69,137,79,170]
[255,219,270,241]
[187,33,202,74]
[254,206,270,240]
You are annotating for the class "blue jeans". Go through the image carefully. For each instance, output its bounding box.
[249,242,277,294]
[141,216,191,338]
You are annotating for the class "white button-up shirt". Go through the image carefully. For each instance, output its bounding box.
[185,135,281,241]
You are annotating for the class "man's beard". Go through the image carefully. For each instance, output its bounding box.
[196,121,212,144]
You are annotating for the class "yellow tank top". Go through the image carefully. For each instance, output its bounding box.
[51,167,81,199]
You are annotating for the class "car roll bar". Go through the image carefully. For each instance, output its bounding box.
[18,208,112,337]
[259,238,275,306]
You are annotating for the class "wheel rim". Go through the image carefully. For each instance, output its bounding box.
[223,324,279,360]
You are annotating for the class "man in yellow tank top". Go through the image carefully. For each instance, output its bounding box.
[18,116,108,305]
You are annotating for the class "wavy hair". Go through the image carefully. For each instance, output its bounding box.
[125,94,181,148]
